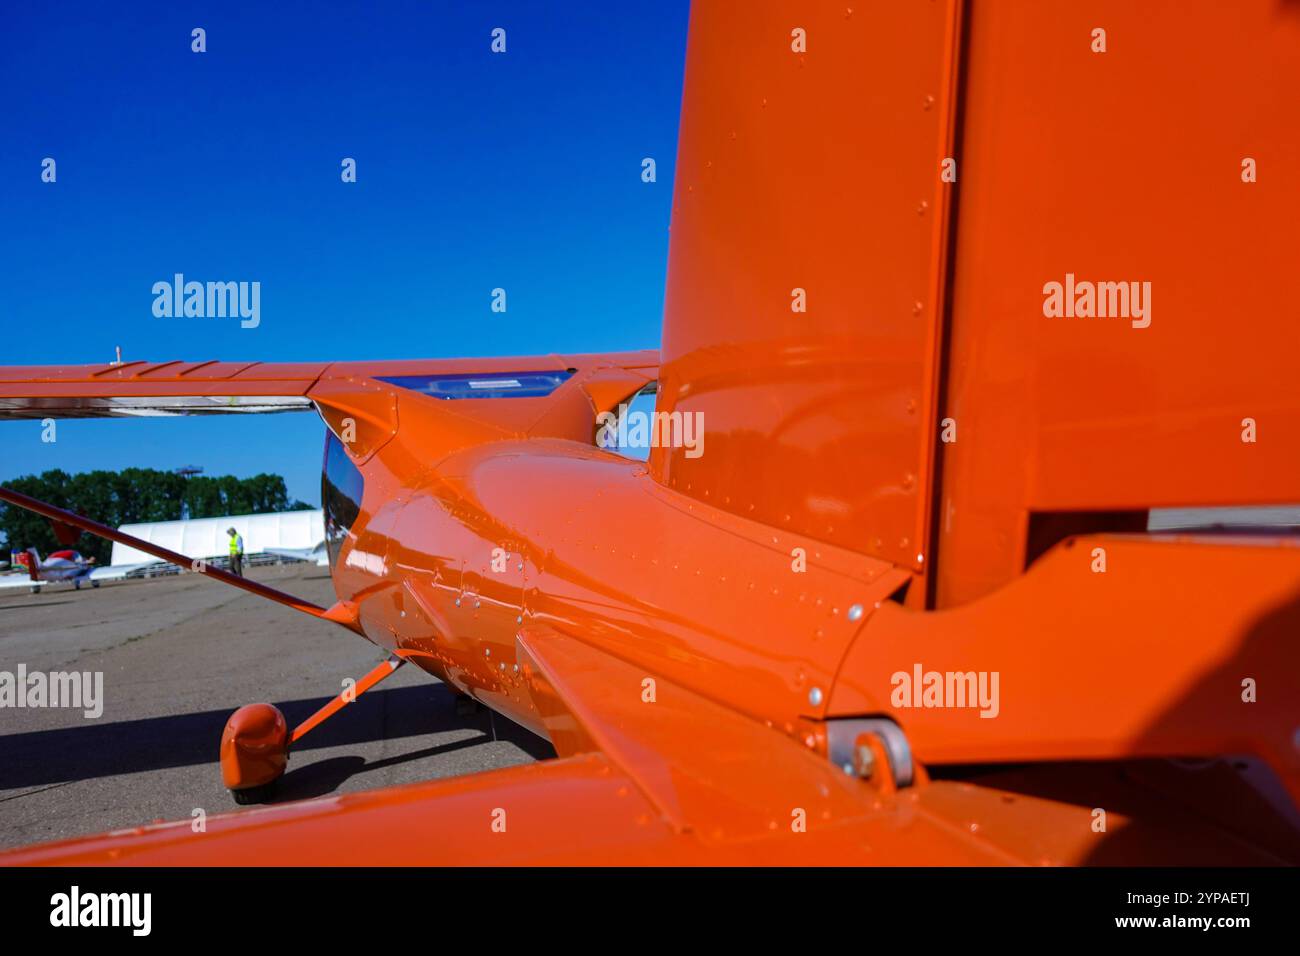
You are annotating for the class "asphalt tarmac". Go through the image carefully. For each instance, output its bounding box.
[0,564,551,852]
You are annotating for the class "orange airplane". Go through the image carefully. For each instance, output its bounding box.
[1,0,1298,865]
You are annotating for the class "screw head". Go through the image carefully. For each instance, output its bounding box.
[848,603,864,622]
[808,686,824,707]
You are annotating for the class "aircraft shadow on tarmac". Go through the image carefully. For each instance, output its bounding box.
[0,682,554,798]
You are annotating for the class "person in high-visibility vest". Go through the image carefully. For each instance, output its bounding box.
[227,527,245,578]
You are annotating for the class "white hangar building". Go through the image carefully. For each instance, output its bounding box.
[109,510,325,566]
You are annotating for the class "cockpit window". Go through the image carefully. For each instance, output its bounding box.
[596,382,658,461]
[375,369,573,400]
[322,431,364,568]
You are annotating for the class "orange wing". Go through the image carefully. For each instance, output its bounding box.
[0,627,1030,865]
[3,623,1289,865]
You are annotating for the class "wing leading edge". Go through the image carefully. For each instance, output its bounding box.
[0,353,658,421]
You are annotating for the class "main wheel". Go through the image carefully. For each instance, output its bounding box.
[221,703,289,801]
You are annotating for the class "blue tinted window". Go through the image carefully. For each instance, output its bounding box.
[598,382,658,461]
[322,432,363,568]
[376,370,573,400]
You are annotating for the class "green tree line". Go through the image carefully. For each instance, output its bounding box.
[1,469,313,565]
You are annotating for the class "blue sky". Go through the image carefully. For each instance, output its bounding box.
[0,0,688,507]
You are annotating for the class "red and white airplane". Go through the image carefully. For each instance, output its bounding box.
[0,547,99,593]
[0,546,151,593]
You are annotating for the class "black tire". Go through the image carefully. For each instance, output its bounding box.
[230,782,276,805]
[91,580,100,588]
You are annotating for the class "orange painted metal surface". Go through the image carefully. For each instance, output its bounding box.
[220,704,289,791]
[830,534,1300,806]
[1,1,1299,865]
[933,0,1300,605]
[657,0,961,579]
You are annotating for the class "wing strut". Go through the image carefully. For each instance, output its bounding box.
[0,484,362,634]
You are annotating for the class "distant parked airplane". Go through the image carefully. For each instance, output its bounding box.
[0,548,98,593]
[265,541,329,567]
[0,547,150,593]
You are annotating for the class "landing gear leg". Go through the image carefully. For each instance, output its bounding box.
[221,654,405,804]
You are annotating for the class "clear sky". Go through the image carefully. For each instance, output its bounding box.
[0,1,688,507]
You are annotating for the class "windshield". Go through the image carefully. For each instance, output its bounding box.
[321,431,364,568]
